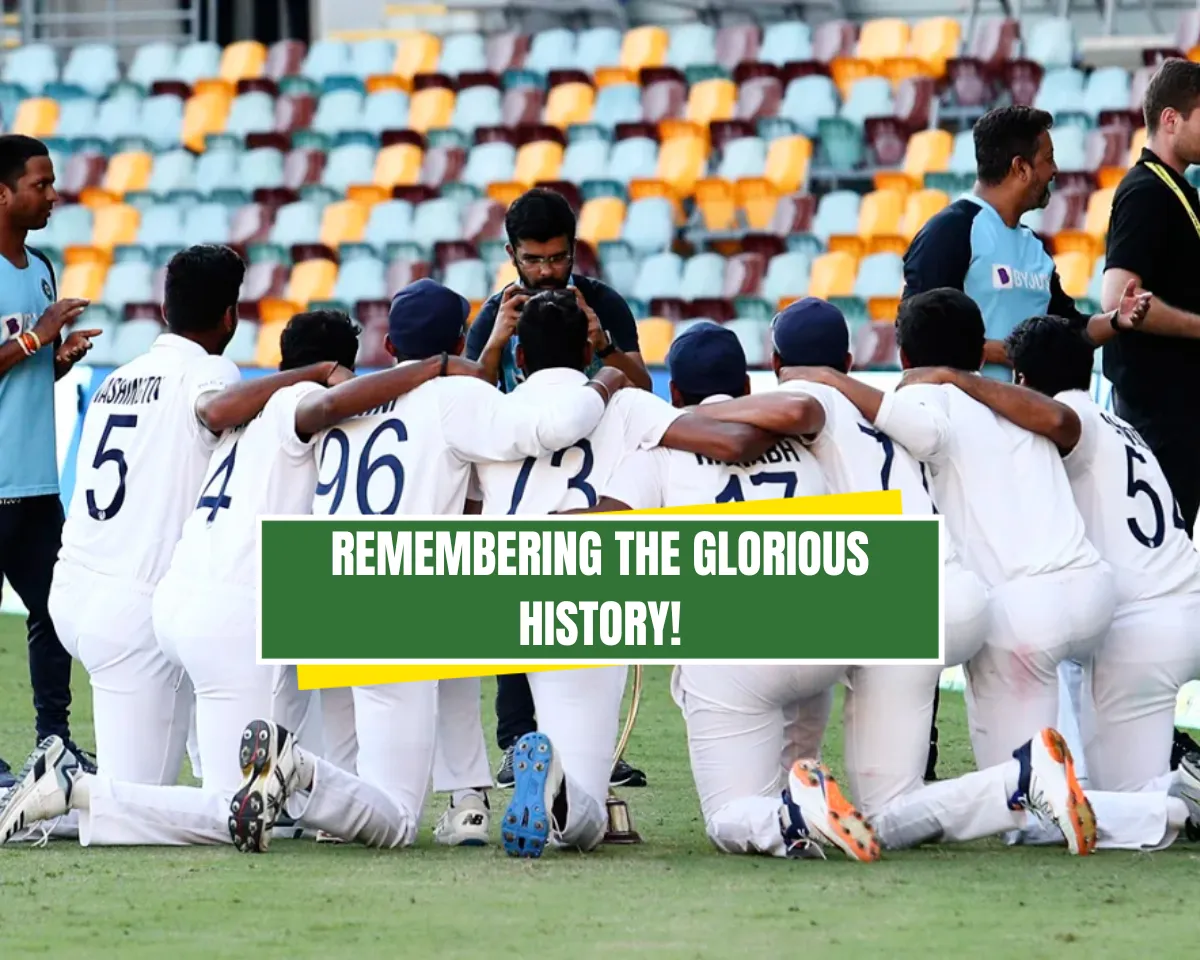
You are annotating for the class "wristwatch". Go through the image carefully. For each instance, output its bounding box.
[596,329,617,358]
[1109,309,1121,332]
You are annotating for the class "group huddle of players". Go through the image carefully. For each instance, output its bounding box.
[1,235,1199,864]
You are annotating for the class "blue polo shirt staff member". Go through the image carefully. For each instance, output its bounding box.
[903,105,1148,381]
[465,187,649,790]
[0,135,100,787]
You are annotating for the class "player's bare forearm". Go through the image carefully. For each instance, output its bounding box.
[603,350,652,390]
[944,370,1080,453]
[197,361,337,434]
[557,496,631,514]
[294,356,443,438]
[660,414,777,464]
[697,394,825,440]
[982,340,1010,366]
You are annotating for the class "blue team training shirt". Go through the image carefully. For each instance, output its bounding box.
[0,248,59,498]
[902,195,1085,380]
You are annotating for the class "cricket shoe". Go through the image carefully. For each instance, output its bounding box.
[501,733,562,859]
[610,758,647,788]
[1172,750,1200,831]
[0,736,80,844]
[1010,728,1097,856]
[228,720,300,854]
[495,744,515,788]
[435,793,490,846]
[786,760,880,862]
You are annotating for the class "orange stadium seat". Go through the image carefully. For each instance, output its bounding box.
[220,40,266,83]
[910,17,961,76]
[320,200,369,248]
[694,178,737,231]
[254,318,290,367]
[491,260,518,294]
[636,318,675,365]
[900,188,950,240]
[182,90,232,152]
[1128,127,1147,166]
[59,261,106,301]
[877,129,952,192]
[656,134,707,196]
[829,57,878,101]
[620,26,669,73]
[735,178,782,231]
[92,203,139,250]
[809,251,858,299]
[1054,251,1095,299]
[407,87,455,134]
[577,197,627,245]
[287,259,337,305]
[373,143,423,188]
[858,189,905,238]
[14,98,58,138]
[858,18,911,61]
[394,32,441,80]
[686,78,737,127]
[102,151,152,198]
[513,140,564,185]
[763,135,812,194]
[544,82,595,127]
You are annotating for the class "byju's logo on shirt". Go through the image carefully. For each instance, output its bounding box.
[992,265,1051,292]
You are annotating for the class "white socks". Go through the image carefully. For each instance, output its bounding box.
[293,746,316,793]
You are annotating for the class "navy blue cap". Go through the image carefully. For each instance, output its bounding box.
[770,297,849,369]
[387,278,470,359]
[667,321,747,400]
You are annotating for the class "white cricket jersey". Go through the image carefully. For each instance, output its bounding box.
[604,393,828,509]
[166,382,323,591]
[875,382,1100,588]
[1057,390,1200,604]
[776,380,936,515]
[473,368,683,515]
[60,334,240,586]
[311,366,606,517]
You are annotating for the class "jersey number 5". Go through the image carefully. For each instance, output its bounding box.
[1125,445,1185,548]
[86,413,138,521]
[317,419,408,515]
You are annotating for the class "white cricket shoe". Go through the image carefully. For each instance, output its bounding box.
[785,760,880,862]
[1173,749,1200,823]
[434,793,490,846]
[1012,728,1097,856]
[0,737,80,844]
[228,720,301,854]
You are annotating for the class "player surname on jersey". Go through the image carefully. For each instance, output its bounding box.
[330,528,872,578]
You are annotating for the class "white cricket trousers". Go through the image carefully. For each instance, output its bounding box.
[1084,591,1200,791]
[153,575,271,795]
[964,561,1116,768]
[672,663,849,857]
[433,677,492,792]
[843,561,991,819]
[76,681,438,848]
[49,560,191,785]
[527,667,627,851]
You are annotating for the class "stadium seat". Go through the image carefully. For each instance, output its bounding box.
[948,131,976,174]
[101,260,154,313]
[439,33,487,76]
[527,28,577,74]
[1026,18,1077,69]
[857,18,910,61]
[759,21,813,65]
[220,40,267,83]
[454,85,503,135]
[301,40,350,83]
[561,139,610,183]
[374,143,422,188]
[113,319,164,363]
[910,17,961,76]
[622,197,674,256]
[227,91,277,138]
[763,135,812,195]
[286,258,337,305]
[408,87,455,134]
[680,252,726,299]
[60,261,107,301]
[393,33,441,80]
[413,197,463,246]
[763,251,812,304]
[363,89,410,133]
[655,135,706,196]
[320,200,369,248]
[462,142,516,190]
[63,43,120,96]
[621,26,669,74]
[513,140,564,185]
[808,250,857,298]
[148,150,196,194]
[901,188,949,239]
[781,75,838,137]
[313,89,365,136]
[591,83,642,130]
[443,258,489,301]
[183,203,232,245]
[1054,251,1093,298]
[142,94,186,150]
[854,252,904,297]
[1051,124,1088,171]
[365,199,416,247]
[270,201,322,246]
[173,42,222,84]
[1084,67,1131,119]
[636,317,675,364]
[642,76,687,124]
[182,90,232,152]
[735,76,783,122]
[13,98,58,138]
[857,189,905,239]
[545,82,595,128]
[718,137,767,181]
[127,42,177,90]
[841,77,894,126]
[608,137,659,183]
[686,78,737,127]
[53,96,97,139]
[333,255,386,302]
[577,196,626,245]
[103,151,153,198]
[92,203,139,250]
[726,318,769,365]
[3,44,57,94]
[880,129,953,191]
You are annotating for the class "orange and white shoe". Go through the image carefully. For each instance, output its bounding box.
[785,760,880,862]
[1011,728,1097,856]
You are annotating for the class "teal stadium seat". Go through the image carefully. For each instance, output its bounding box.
[412,197,463,246]
[680,252,727,300]
[362,90,410,133]
[439,34,487,76]
[1050,125,1087,171]
[717,136,766,180]
[3,44,57,94]
[333,256,387,302]
[172,42,222,85]
[560,140,610,183]
[364,200,416,247]
[781,76,838,137]
[632,251,684,301]
[136,205,184,248]
[321,144,376,192]
[666,24,718,70]
[462,142,516,190]
[1026,17,1078,70]
[102,260,155,313]
[726,318,769,365]
[622,197,675,257]
[63,43,119,97]
[592,84,643,131]
[763,251,812,304]
[96,92,144,141]
[227,92,277,138]
[127,42,177,91]
[113,319,164,363]
[195,147,240,196]
[55,97,98,139]
[225,320,260,365]
[269,200,322,246]
[141,94,185,150]
[841,77,894,127]
[453,86,503,136]
[301,41,351,83]
[854,253,905,298]
[812,190,861,241]
[313,89,364,136]
[574,28,623,74]
[607,137,658,183]
[240,147,286,192]
[760,22,813,66]
[1083,67,1131,119]
[443,258,489,301]
[526,28,577,74]
[350,39,395,79]
[148,150,197,194]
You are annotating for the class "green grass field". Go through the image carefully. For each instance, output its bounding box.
[0,613,1195,958]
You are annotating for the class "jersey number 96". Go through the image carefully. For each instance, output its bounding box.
[316,419,408,515]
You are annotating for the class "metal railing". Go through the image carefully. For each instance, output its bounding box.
[18,0,217,48]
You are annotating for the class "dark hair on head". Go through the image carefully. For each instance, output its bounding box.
[516,288,588,373]
[1143,58,1200,134]
[1005,315,1094,396]
[279,309,360,372]
[896,288,986,371]
[163,244,246,334]
[505,187,576,249]
[973,106,1054,185]
[0,134,49,191]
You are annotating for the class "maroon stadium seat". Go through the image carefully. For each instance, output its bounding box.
[474,126,519,146]
[243,261,288,301]
[716,24,761,71]
[501,87,544,128]
[1085,127,1130,170]
[246,131,291,152]
[1004,60,1044,108]
[283,148,326,189]
[386,257,432,292]
[967,18,1020,68]
[723,252,766,298]
[767,194,817,236]
[59,151,107,198]
[229,204,274,246]
[573,239,599,277]
[894,77,935,130]
[812,21,857,63]
[779,60,829,86]
[864,117,910,168]
[274,94,316,133]
[852,322,899,370]
[1038,189,1089,236]
[641,78,687,124]
[238,77,279,98]
[614,121,659,142]
[265,40,306,80]
[944,58,992,108]
[462,198,507,244]
[739,233,787,260]
[419,146,467,187]
[710,119,756,152]
[533,179,581,212]
[356,310,391,368]
[687,298,736,322]
[649,297,687,322]
[487,31,529,73]
[433,240,478,270]
[734,76,783,121]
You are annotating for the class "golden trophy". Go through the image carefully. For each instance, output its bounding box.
[602,664,644,844]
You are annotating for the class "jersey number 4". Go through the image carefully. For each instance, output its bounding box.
[196,442,238,524]
[86,413,138,521]
[1125,445,1185,548]
[508,440,596,513]
[316,419,407,515]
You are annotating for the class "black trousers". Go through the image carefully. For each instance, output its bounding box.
[496,673,537,750]
[0,495,72,743]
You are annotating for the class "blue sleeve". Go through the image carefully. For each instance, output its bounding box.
[465,297,498,361]
[902,203,976,298]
